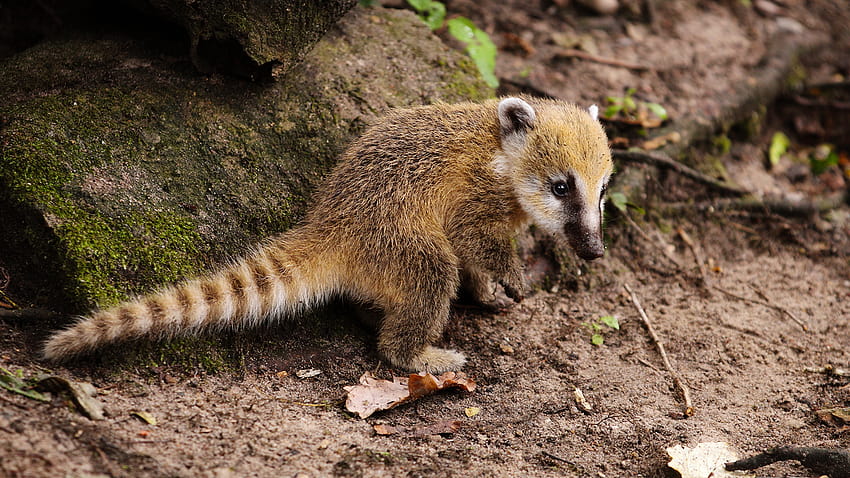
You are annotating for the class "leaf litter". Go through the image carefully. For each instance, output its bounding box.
[344,371,476,419]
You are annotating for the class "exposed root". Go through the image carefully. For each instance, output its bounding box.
[613,149,748,197]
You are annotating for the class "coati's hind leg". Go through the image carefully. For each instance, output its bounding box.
[376,249,465,372]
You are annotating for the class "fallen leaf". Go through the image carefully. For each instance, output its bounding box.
[0,367,50,402]
[642,131,681,151]
[373,420,461,437]
[275,370,288,378]
[465,407,480,418]
[295,368,322,379]
[667,442,753,478]
[131,410,158,426]
[344,371,476,419]
[36,375,105,420]
[499,343,515,354]
[373,424,399,435]
[138,430,151,438]
[816,407,850,428]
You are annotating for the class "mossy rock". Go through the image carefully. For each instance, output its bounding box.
[136,0,358,77]
[0,6,493,314]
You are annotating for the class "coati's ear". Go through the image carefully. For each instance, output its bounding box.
[588,104,599,121]
[498,98,536,139]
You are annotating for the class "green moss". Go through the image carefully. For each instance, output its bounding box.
[440,56,495,101]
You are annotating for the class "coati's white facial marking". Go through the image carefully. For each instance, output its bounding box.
[588,104,599,121]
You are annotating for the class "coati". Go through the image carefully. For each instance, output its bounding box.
[43,97,614,372]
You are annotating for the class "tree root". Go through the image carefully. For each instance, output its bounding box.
[613,149,748,197]
[726,446,850,478]
[662,190,848,218]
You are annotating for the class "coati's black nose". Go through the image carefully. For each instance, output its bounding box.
[568,228,605,260]
[577,242,605,261]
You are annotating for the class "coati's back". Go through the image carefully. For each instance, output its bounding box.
[307,102,504,226]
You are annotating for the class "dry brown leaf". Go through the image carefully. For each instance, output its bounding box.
[816,407,850,429]
[36,375,105,420]
[344,371,476,419]
[642,131,681,151]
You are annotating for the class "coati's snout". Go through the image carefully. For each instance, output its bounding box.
[567,225,605,260]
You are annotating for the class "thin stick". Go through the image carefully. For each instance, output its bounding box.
[623,213,683,270]
[712,286,808,331]
[623,283,694,417]
[554,49,649,71]
[613,150,748,197]
[0,308,66,321]
[676,228,709,287]
[542,451,574,464]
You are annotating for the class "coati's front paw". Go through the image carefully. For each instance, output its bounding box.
[387,346,467,373]
[499,278,525,303]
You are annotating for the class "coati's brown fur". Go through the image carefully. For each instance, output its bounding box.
[43,97,613,371]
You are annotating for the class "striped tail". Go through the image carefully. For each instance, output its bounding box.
[42,234,338,361]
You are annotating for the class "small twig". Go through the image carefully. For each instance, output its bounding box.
[676,228,710,288]
[613,149,749,197]
[0,308,66,321]
[623,283,694,417]
[622,213,684,271]
[636,357,661,373]
[712,286,808,331]
[542,450,574,464]
[554,49,649,71]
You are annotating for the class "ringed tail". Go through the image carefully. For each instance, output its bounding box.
[42,233,338,361]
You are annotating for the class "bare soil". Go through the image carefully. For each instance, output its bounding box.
[2,1,850,477]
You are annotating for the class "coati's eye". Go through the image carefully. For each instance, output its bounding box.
[551,181,569,198]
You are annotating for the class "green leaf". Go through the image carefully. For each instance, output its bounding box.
[608,192,628,212]
[623,96,636,112]
[406,0,429,11]
[0,367,50,402]
[422,2,446,30]
[811,149,839,175]
[768,131,790,166]
[447,17,476,42]
[645,102,668,120]
[447,17,498,88]
[604,104,622,118]
[591,334,604,346]
[599,315,620,330]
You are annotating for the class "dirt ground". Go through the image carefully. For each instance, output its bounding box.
[2,1,850,477]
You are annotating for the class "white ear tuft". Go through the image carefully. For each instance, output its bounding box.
[498,98,536,139]
[588,104,599,121]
